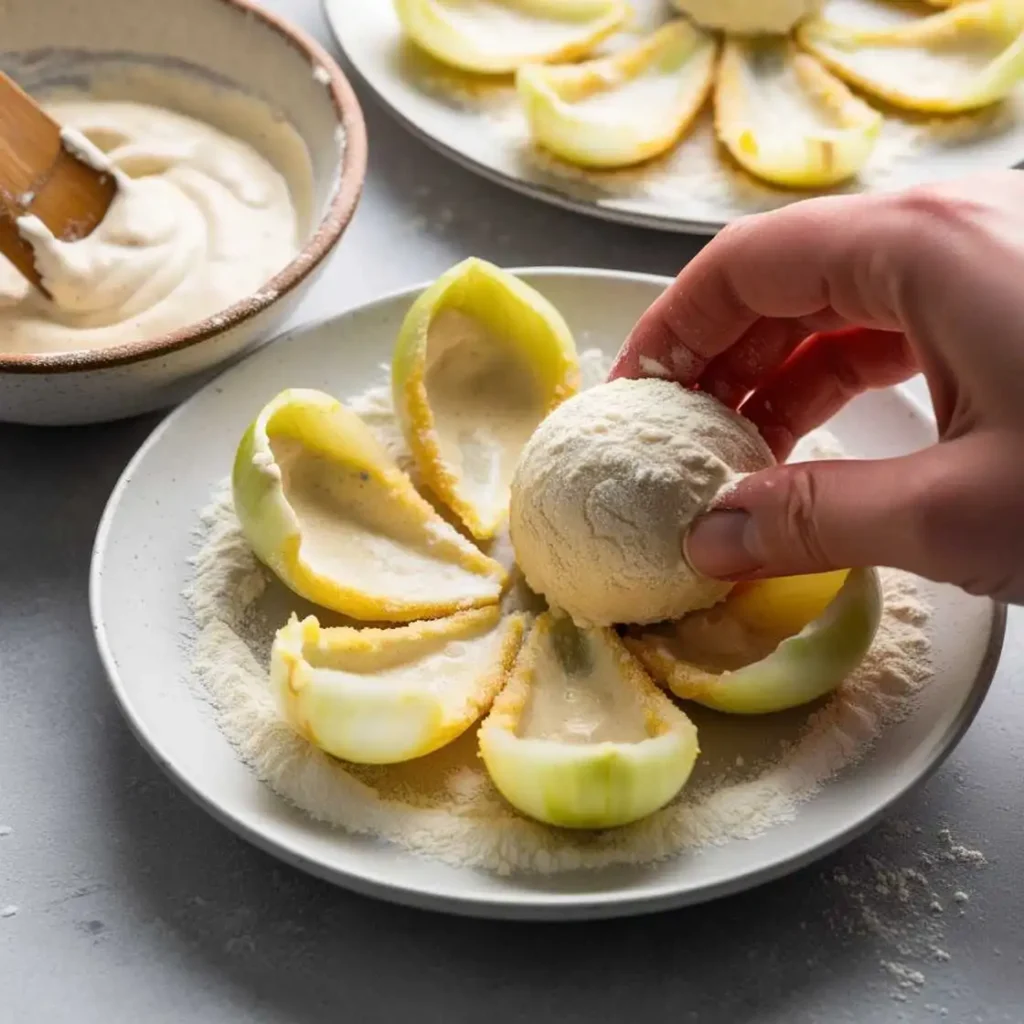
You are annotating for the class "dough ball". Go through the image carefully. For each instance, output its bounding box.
[509,378,774,627]
[673,0,822,34]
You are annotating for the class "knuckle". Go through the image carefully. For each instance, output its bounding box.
[777,465,830,565]
[853,186,986,324]
[817,335,866,400]
[714,213,756,250]
[905,474,958,562]
[888,182,987,233]
[906,455,1024,600]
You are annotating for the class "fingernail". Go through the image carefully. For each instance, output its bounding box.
[683,510,763,579]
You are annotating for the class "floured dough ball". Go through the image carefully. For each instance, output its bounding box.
[509,378,774,627]
[672,0,822,34]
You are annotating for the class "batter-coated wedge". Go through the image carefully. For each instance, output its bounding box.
[797,0,1024,113]
[479,613,700,829]
[716,39,882,187]
[627,569,883,715]
[392,258,578,541]
[272,608,526,764]
[232,388,506,622]
[517,20,717,169]
[393,0,629,75]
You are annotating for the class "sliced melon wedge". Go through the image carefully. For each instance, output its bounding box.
[626,568,883,715]
[232,388,506,622]
[670,0,823,35]
[516,20,718,169]
[715,39,882,187]
[392,258,578,542]
[393,0,628,75]
[479,613,700,828]
[797,0,1024,113]
[271,607,526,764]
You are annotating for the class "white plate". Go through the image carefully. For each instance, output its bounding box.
[323,0,1024,234]
[90,269,1004,920]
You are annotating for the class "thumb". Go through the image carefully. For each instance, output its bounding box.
[684,451,943,581]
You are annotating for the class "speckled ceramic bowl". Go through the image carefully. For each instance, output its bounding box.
[0,0,367,426]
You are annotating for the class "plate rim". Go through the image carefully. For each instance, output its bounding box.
[89,266,1008,920]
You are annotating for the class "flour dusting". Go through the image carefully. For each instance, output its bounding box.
[184,349,933,875]
[822,821,989,1005]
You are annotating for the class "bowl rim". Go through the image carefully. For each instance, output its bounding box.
[0,0,368,376]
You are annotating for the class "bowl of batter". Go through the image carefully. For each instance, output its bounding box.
[0,0,367,425]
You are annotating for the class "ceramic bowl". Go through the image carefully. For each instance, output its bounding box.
[0,0,367,426]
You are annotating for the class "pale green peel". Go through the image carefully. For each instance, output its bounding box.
[715,39,882,188]
[479,614,700,829]
[392,257,578,541]
[517,20,718,169]
[231,387,506,622]
[631,568,883,716]
[271,608,525,764]
[393,0,629,75]
[798,0,1024,112]
[482,729,694,829]
[232,388,335,587]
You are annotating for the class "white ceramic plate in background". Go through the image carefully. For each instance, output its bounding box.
[90,269,1004,920]
[323,0,1024,235]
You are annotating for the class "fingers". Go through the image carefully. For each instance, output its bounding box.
[739,328,920,459]
[684,454,936,580]
[610,191,912,385]
[684,434,1024,602]
[696,317,836,409]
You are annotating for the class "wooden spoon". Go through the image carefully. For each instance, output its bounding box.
[0,72,118,295]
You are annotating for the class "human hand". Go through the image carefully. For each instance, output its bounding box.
[611,170,1024,604]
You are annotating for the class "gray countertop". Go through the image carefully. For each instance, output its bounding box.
[3,3,1024,1021]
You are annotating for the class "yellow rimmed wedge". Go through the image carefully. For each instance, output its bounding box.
[393,0,629,75]
[479,613,700,829]
[516,20,718,169]
[797,0,1024,114]
[271,608,526,764]
[670,0,823,35]
[715,39,882,188]
[232,388,506,622]
[392,258,578,542]
[626,568,883,716]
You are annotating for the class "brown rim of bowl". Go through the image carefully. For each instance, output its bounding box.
[0,0,368,376]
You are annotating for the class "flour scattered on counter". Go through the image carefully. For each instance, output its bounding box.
[884,960,925,992]
[937,828,987,866]
[825,823,989,1002]
[1,905,18,919]
[184,350,934,875]
[0,826,12,837]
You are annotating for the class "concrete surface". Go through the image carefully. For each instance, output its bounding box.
[2,2,1023,1021]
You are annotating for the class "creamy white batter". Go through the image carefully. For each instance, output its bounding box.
[271,437,500,604]
[659,605,782,673]
[302,619,507,703]
[425,308,546,526]
[517,619,650,745]
[1,99,301,355]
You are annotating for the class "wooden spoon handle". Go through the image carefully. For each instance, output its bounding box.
[0,72,117,294]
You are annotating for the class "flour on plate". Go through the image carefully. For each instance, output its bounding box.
[184,349,932,875]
